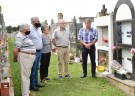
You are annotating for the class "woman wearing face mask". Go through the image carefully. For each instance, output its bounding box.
[13,24,36,96]
[40,24,51,83]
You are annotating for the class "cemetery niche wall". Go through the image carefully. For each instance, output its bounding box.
[94,5,113,73]
[113,0,135,80]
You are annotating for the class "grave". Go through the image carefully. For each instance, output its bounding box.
[94,5,113,73]
[0,6,14,96]
[113,0,135,80]
[103,0,135,96]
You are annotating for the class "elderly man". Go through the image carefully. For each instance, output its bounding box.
[29,17,44,91]
[78,19,98,78]
[52,19,71,80]
[14,24,36,96]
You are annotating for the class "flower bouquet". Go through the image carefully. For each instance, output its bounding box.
[102,38,108,43]
[112,46,121,51]
[98,55,108,71]
[130,48,135,56]
[111,60,129,80]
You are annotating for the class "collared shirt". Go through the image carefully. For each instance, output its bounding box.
[15,32,36,53]
[29,25,43,50]
[41,34,51,54]
[78,27,98,44]
[52,28,70,47]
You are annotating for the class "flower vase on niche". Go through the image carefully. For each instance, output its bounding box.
[130,48,135,80]
[102,38,108,46]
[131,48,135,73]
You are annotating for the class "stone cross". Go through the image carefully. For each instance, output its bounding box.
[44,20,48,25]
[51,19,54,25]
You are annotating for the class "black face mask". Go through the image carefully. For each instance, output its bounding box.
[25,31,30,35]
[34,23,41,28]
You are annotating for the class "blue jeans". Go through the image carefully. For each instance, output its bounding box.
[30,50,42,87]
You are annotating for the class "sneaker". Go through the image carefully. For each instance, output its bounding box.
[40,79,46,83]
[80,74,87,78]
[59,75,63,80]
[45,77,50,80]
[64,74,72,78]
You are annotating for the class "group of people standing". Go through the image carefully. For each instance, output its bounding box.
[13,17,98,96]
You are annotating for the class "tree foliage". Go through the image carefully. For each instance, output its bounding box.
[6,25,12,33]
[6,25,19,33]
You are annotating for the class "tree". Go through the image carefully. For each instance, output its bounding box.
[6,25,12,33]
[12,26,18,31]
[6,25,20,33]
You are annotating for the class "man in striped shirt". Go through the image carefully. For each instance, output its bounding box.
[78,19,98,78]
[14,24,36,96]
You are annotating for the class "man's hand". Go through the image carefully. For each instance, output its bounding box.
[85,44,90,49]
[52,39,56,46]
[51,48,56,52]
[13,56,18,62]
[13,48,19,62]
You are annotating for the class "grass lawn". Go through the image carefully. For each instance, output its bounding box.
[8,38,128,96]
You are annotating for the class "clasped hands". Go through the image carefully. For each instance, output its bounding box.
[84,44,91,49]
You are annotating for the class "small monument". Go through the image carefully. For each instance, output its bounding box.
[57,13,63,21]
[96,4,109,17]
[44,20,48,25]
[51,19,54,25]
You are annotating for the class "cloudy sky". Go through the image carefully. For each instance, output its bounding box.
[0,0,116,26]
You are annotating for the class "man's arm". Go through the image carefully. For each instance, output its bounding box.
[52,39,56,46]
[87,29,98,48]
[78,28,90,49]
[13,48,19,62]
[86,40,97,48]
[80,40,87,46]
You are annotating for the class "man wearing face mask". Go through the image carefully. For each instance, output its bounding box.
[29,17,44,91]
[13,24,36,96]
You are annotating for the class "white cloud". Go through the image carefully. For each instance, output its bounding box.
[0,0,113,26]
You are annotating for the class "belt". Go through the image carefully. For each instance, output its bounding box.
[36,49,41,51]
[20,51,35,55]
[57,46,68,48]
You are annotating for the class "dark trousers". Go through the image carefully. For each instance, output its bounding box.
[40,52,51,80]
[82,45,96,76]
